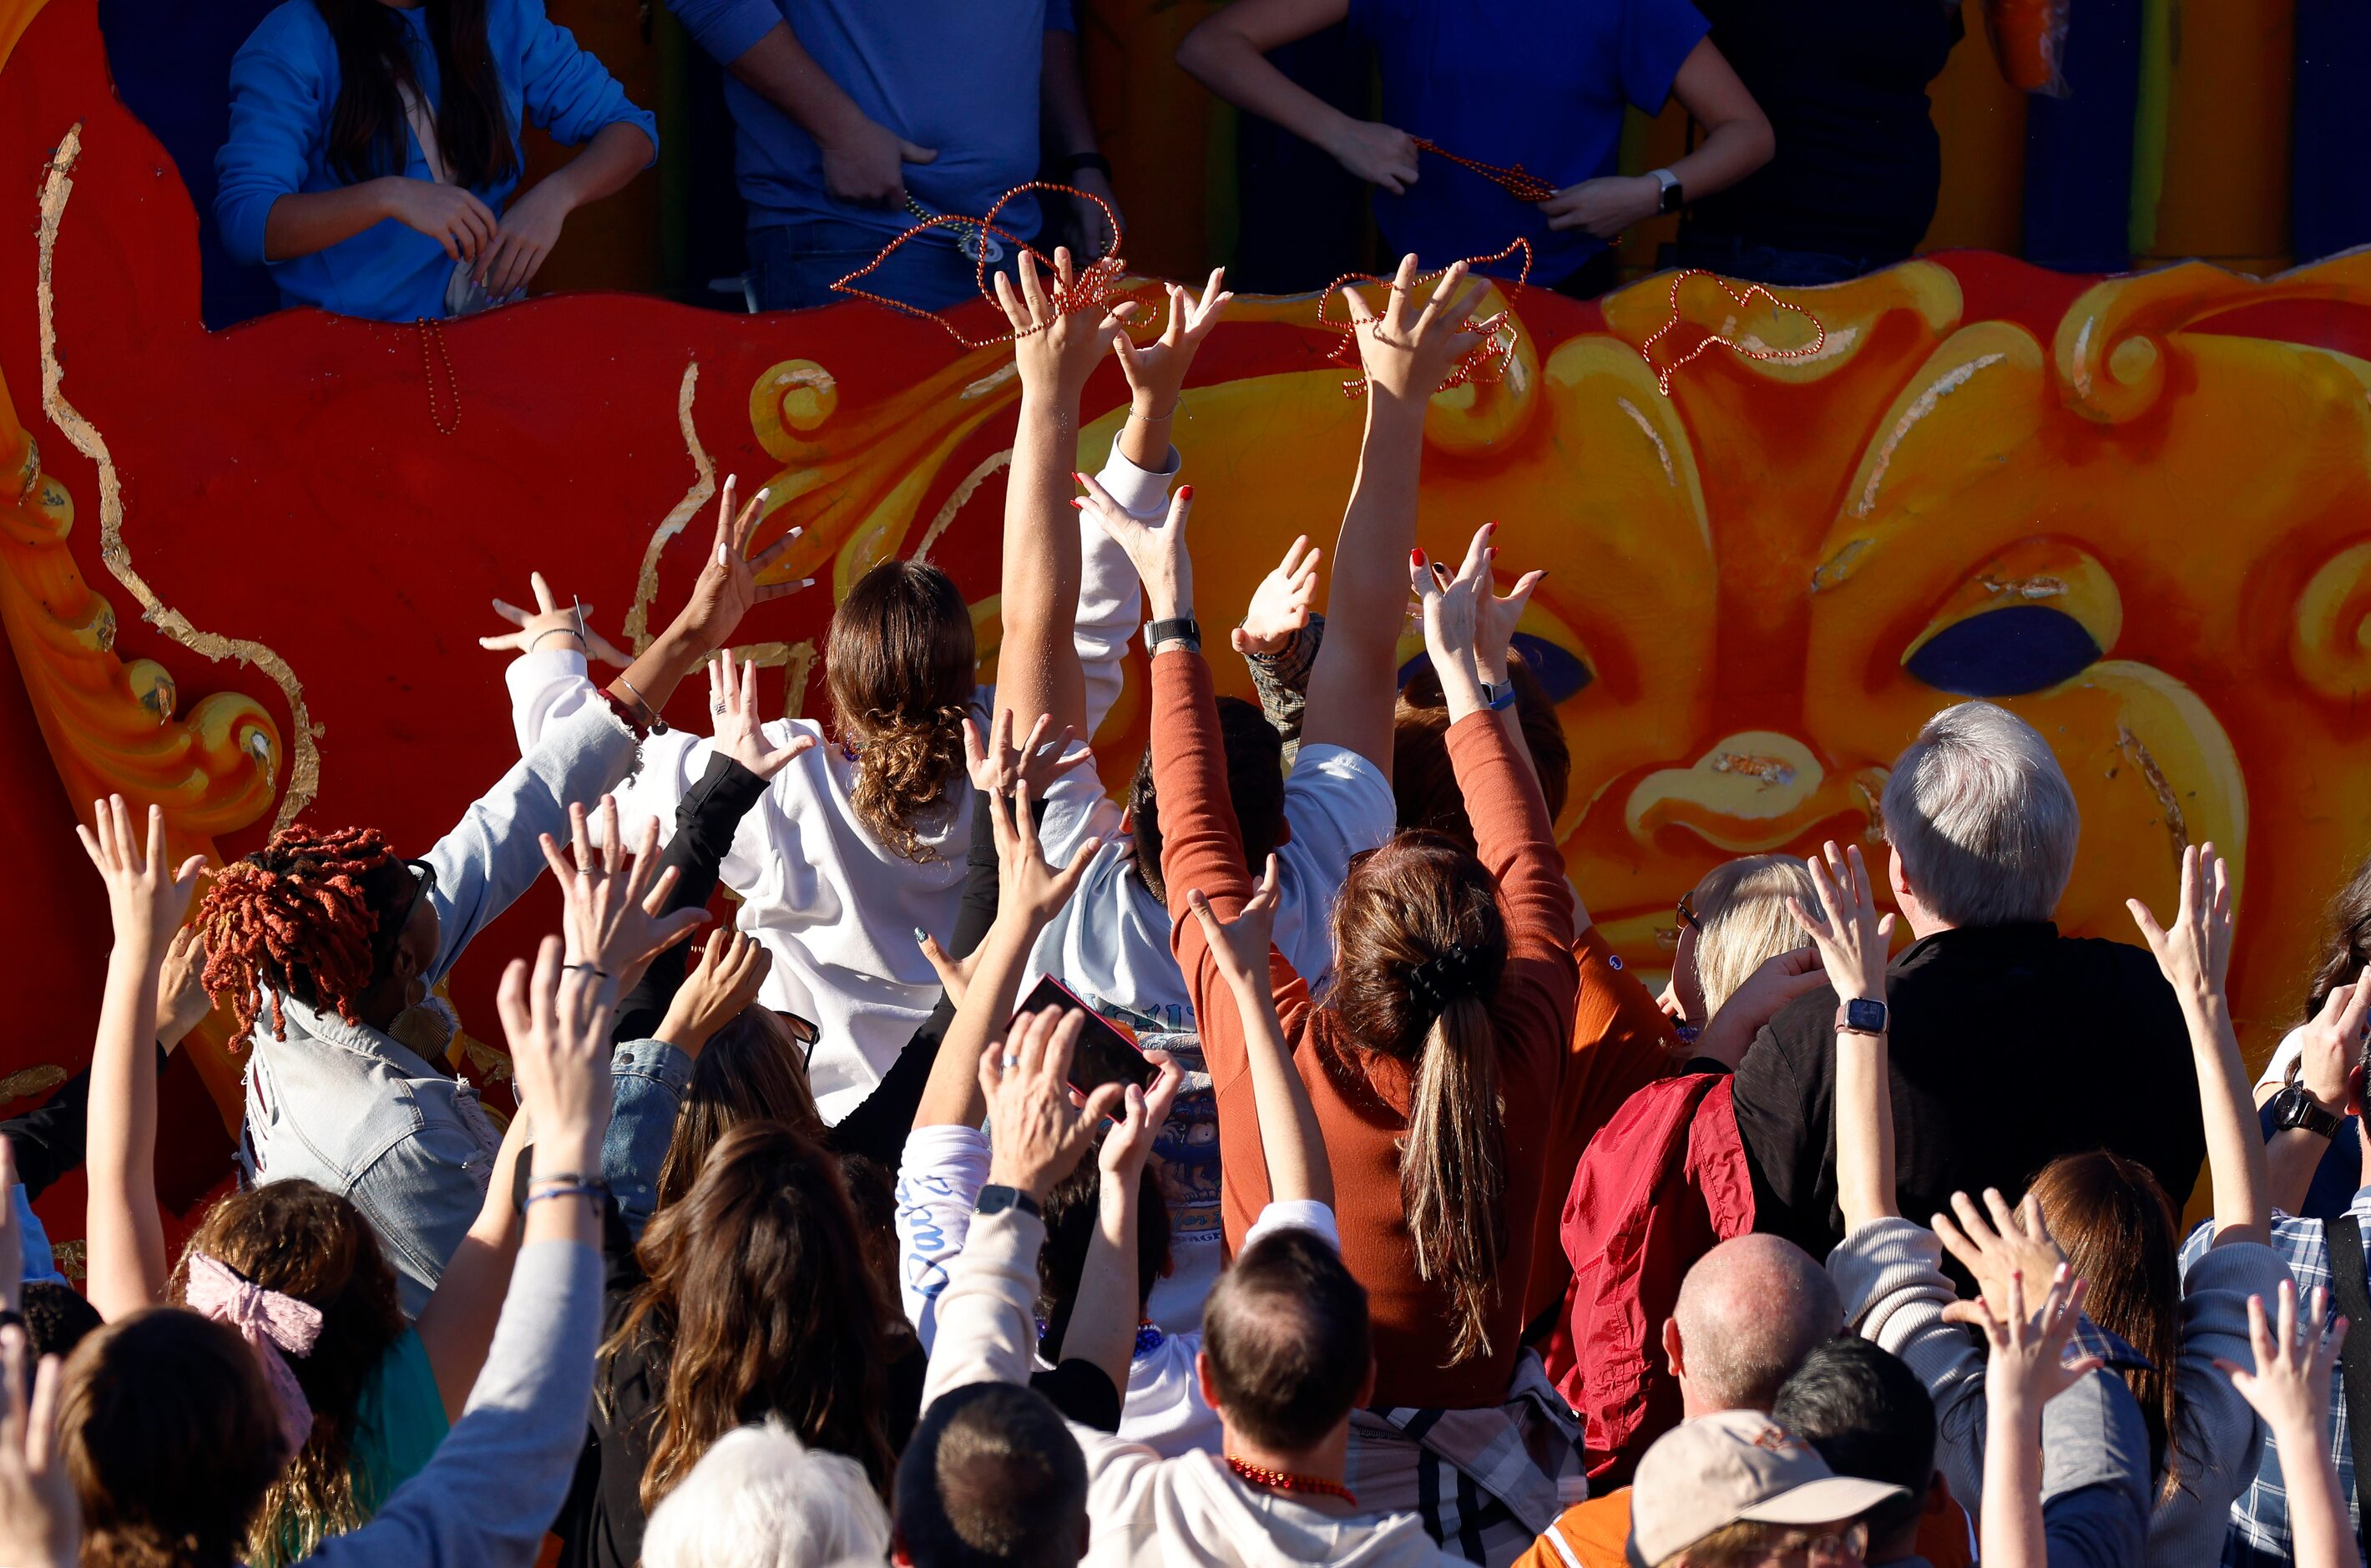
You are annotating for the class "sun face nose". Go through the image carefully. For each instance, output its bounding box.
[1623,731,1887,854]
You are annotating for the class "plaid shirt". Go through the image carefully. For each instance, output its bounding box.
[2180,1188,2371,1566]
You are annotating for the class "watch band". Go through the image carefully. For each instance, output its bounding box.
[1146,615,1201,653]
[2272,1084,2347,1140]
[976,1184,1043,1219]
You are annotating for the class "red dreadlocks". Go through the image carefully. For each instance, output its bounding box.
[197,824,401,1041]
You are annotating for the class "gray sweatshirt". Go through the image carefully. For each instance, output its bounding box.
[297,1239,603,1568]
[1828,1217,2293,1568]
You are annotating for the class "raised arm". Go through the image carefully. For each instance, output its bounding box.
[1974,1272,2106,1568]
[1788,842,1897,1232]
[1174,0,1421,195]
[1299,255,1488,774]
[1067,1057,1186,1397]
[993,252,1137,744]
[1187,857,1332,1209]
[2263,983,2363,1216]
[2218,1282,2353,1568]
[77,797,207,1323]
[2127,843,2268,1246]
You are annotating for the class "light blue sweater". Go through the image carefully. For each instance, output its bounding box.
[215,0,656,321]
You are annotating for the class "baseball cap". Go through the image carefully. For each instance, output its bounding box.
[1626,1411,1908,1567]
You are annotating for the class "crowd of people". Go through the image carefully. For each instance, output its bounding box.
[3,254,2363,1568]
[209,0,1964,320]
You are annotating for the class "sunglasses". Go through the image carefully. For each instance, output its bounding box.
[781,1009,822,1069]
[1656,888,1706,952]
[385,859,437,953]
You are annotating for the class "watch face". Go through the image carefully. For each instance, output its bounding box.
[1843,998,1887,1033]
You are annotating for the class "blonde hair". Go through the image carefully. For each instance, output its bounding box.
[1691,855,1817,1018]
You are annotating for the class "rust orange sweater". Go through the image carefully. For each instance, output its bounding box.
[1151,649,1579,1410]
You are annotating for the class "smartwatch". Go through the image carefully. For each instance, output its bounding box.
[2270,1084,2347,1140]
[976,1184,1043,1219]
[1650,167,1685,215]
[1146,616,1202,654]
[1834,997,1888,1036]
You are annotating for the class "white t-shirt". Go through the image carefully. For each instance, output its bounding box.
[2256,1024,2310,1095]
[895,1123,1337,1459]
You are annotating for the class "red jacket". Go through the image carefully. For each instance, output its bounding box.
[1539,1073,1755,1487]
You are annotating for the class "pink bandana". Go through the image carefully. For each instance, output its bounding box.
[185,1252,323,1458]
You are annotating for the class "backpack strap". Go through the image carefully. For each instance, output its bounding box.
[2318,1214,2371,1558]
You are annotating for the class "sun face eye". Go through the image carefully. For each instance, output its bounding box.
[1900,539,2121,698]
[1902,604,2105,696]
[1396,634,1595,701]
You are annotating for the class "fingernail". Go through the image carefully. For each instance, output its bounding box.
[1410,549,1424,567]
[1073,472,1089,484]
[913,926,928,943]
[1177,485,1193,502]
[1069,498,1084,509]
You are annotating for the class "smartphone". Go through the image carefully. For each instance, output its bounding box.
[1010,974,1160,1096]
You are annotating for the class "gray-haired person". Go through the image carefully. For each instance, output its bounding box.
[1726,700,2207,1259]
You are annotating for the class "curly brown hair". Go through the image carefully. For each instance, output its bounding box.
[827,559,974,863]
[169,1182,409,1567]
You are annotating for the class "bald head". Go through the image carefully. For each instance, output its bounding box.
[1670,1236,1843,1416]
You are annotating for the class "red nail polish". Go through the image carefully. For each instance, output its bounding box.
[1178,485,1194,502]
[1488,546,1499,559]
[1410,549,1424,566]
[1069,498,1084,509]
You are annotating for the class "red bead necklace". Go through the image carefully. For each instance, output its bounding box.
[1226,1455,1359,1507]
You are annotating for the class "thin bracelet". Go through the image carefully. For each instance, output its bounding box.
[526,1172,604,1191]
[561,964,612,980]
[524,1184,604,1209]
[614,672,668,734]
[1131,397,1181,422]
[531,626,586,652]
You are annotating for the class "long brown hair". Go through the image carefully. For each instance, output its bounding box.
[827,559,974,862]
[652,1006,826,1216]
[167,1182,407,1568]
[2305,852,2371,1021]
[2030,1152,2190,1500]
[1324,831,1510,1364]
[313,0,518,191]
[609,1121,895,1510]
[63,1309,287,1568]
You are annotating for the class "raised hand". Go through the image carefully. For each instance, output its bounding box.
[1098,1050,1185,1186]
[1408,523,1494,716]
[1471,534,1545,686]
[1233,535,1322,657]
[2127,842,2233,1004]
[538,797,709,994]
[964,709,1089,800]
[154,927,211,1052]
[987,778,1100,935]
[998,246,1138,401]
[1076,474,1195,625]
[1186,853,1282,995]
[1787,841,1895,1012]
[1975,1266,2105,1418]
[496,936,614,1176]
[1111,267,1231,417]
[1936,1189,2072,1326]
[2217,1282,2353,1568]
[2288,979,2366,1120]
[1342,255,1489,404]
[980,1009,1128,1204]
[0,1325,73,1568]
[708,646,814,780]
[676,475,811,656]
[76,797,207,952]
[655,928,771,1060]
[478,570,634,666]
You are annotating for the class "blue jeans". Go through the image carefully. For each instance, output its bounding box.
[748,216,1021,314]
[1665,232,1909,288]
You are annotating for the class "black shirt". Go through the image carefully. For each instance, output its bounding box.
[1684,0,1959,260]
[1731,923,2207,1261]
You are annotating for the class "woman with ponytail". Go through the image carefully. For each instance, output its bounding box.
[216,0,656,321]
[1118,461,1577,1424]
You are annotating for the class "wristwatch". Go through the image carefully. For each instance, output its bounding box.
[1834,997,1888,1036]
[1146,616,1202,654]
[1649,167,1685,215]
[2270,1084,2347,1140]
[976,1184,1043,1219]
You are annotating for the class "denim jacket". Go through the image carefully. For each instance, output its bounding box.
[602,1038,691,1239]
[240,667,639,1316]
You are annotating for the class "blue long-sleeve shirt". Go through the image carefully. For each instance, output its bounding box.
[666,0,1069,239]
[215,0,657,321]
